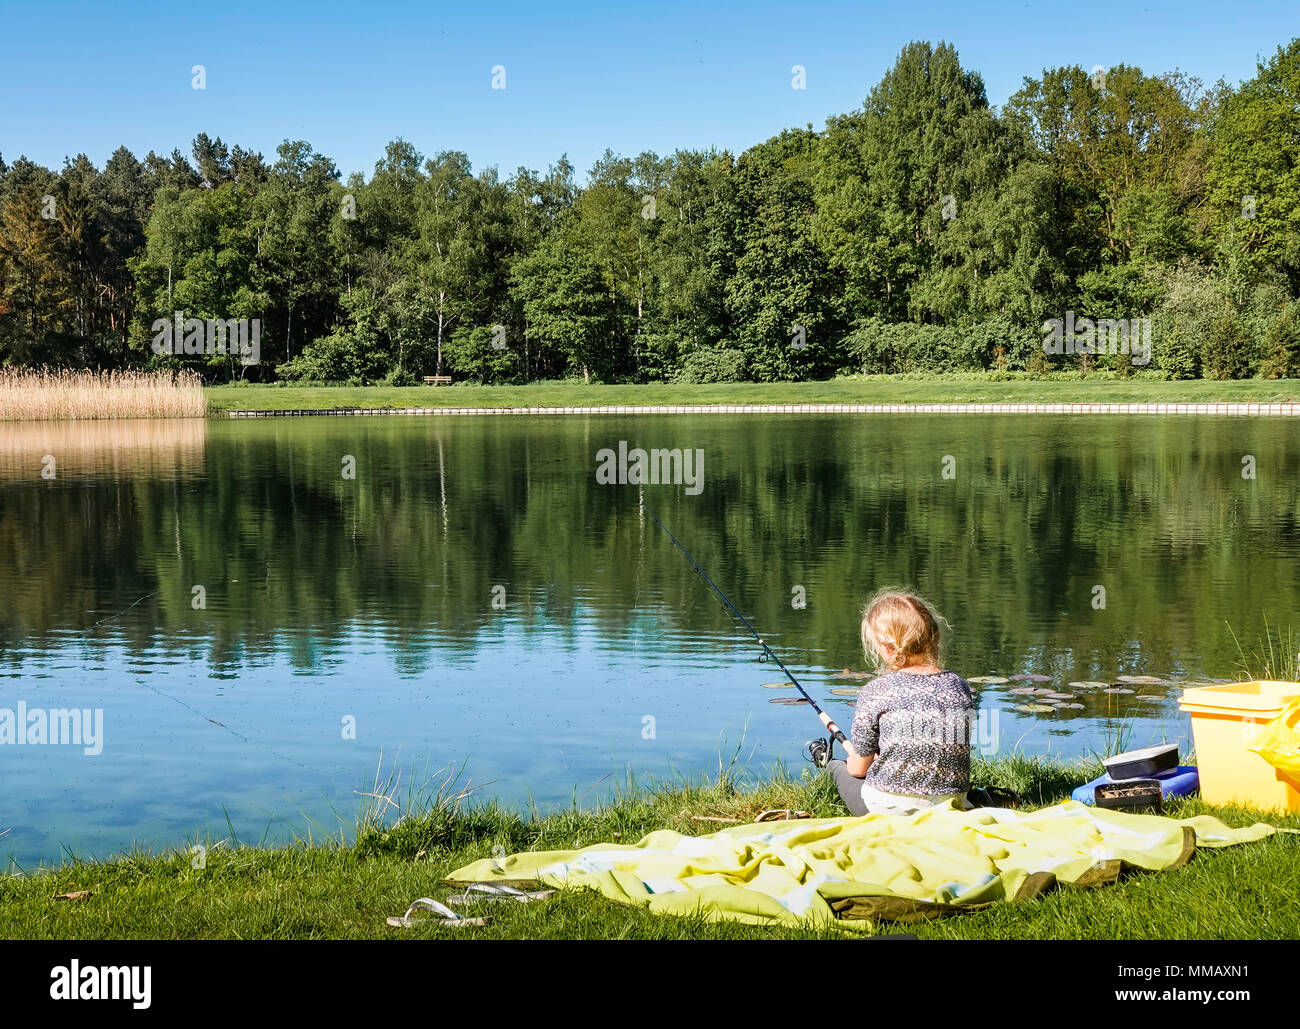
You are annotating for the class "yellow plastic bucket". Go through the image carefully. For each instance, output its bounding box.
[1179,680,1300,811]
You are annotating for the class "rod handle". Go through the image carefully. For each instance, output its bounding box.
[818,711,839,732]
[818,712,851,749]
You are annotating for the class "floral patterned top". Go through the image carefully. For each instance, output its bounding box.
[850,669,973,795]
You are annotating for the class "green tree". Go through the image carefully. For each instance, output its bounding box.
[133,180,260,376]
[400,153,515,377]
[1206,39,1300,293]
[725,129,843,381]
[816,42,1005,324]
[512,231,615,381]
[251,140,343,368]
[0,180,73,364]
[1005,64,1211,267]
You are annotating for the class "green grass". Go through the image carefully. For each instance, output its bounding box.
[205,373,1300,413]
[3,755,1297,939]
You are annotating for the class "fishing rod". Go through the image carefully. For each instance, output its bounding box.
[642,503,853,755]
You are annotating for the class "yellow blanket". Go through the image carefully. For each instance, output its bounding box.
[446,801,1285,929]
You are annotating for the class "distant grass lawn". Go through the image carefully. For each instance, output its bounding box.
[4,756,1297,940]
[206,373,1300,413]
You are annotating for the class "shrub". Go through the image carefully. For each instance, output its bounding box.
[671,346,749,384]
[1259,304,1300,379]
[961,317,1041,371]
[1241,281,1291,351]
[1152,318,1202,379]
[278,328,381,383]
[1202,311,1255,379]
[841,320,948,374]
[444,324,517,384]
[841,317,1040,374]
[1024,346,1052,378]
[1148,263,1219,379]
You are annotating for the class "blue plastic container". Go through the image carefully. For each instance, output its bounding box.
[1072,765,1200,805]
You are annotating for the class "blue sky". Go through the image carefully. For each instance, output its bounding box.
[1,0,1296,182]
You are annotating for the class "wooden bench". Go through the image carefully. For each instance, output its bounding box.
[422,375,453,386]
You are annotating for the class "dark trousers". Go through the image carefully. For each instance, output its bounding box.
[826,758,869,816]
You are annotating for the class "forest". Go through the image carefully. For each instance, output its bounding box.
[1,39,1298,386]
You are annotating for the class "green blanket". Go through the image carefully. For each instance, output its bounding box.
[446,800,1285,929]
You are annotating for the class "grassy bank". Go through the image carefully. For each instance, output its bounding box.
[3,755,1297,940]
[205,374,1300,413]
[4,372,1296,420]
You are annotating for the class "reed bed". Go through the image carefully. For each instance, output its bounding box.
[0,368,207,421]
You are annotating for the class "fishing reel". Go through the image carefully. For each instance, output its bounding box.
[803,736,834,768]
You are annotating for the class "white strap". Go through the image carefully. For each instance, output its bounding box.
[403,897,460,921]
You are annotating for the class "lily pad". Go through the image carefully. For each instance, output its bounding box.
[769,697,812,706]
[828,687,862,697]
[833,668,873,680]
[1115,675,1167,685]
[1045,692,1076,700]
[1013,703,1057,714]
[1061,702,1086,709]
[761,682,795,689]
[1009,673,1053,682]
[1068,681,1110,689]
[1030,687,1057,695]
[967,675,1009,684]
[1103,687,1135,695]
[1009,687,1038,695]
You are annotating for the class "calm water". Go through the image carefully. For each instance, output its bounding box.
[1,413,1297,867]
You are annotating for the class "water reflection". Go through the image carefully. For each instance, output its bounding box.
[0,418,207,481]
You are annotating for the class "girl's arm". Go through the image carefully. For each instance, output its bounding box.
[821,710,877,777]
[842,687,882,779]
[846,750,875,778]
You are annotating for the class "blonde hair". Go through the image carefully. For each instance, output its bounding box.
[861,589,945,672]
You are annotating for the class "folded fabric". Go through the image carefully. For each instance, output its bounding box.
[445,800,1287,929]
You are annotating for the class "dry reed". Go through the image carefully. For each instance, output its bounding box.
[0,368,207,421]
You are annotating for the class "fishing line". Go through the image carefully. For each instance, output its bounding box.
[130,676,339,780]
[87,590,159,630]
[82,591,339,778]
[641,502,852,752]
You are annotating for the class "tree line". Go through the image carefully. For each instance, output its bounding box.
[2,39,1299,385]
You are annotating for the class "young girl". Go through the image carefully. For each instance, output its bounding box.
[820,590,973,816]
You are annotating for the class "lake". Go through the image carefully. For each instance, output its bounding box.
[1,412,1296,867]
